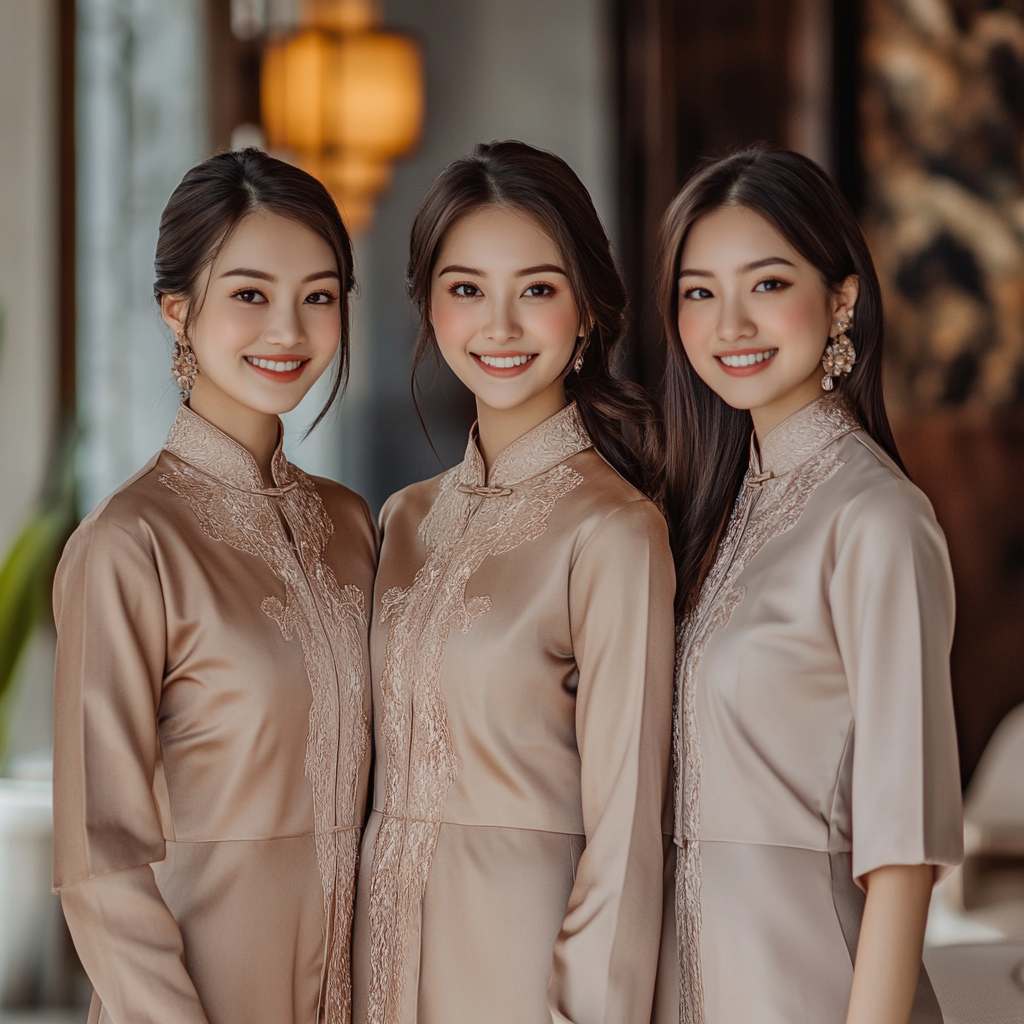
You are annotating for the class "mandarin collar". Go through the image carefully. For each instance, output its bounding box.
[749,396,859,481]
[459,403,592,491]
[163,402,293,494]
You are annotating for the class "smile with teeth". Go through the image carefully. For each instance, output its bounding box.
[718,348,778,368]
[244,356,307,372]
[477,353,536,368]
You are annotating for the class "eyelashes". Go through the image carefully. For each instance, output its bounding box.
[681,276,793,300]
[229,288,337,304]
[446,281,557,298]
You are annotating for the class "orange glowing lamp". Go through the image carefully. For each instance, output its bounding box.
[261,1,423,231]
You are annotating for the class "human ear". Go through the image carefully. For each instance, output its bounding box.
[830,275,860,334]
[160,293,190,338]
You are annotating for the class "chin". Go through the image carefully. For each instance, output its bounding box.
[477,390,536,412]
[239,389,309,417]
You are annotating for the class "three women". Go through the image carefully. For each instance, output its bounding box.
[52,140,963,1024]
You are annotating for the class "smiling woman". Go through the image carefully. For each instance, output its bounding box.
[350,141,675,1024]
[654,147,963,1024]
[51,149,378,1024]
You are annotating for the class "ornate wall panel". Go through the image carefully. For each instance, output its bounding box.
[863,0,1024,407]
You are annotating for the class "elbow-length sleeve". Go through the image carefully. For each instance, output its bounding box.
[548,500,676,1024]
[829,478,964,885]
[53,516,210,1024]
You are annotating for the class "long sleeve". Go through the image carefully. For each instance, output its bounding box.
[829,477,964,884]
[549,500,676,1024]
[53,515,210,1024]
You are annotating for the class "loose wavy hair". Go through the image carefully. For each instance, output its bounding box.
[407,140,663,502]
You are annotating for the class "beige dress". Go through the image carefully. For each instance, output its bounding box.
[656,397,964,1024]
[52,404,376,1024]
[350,403,676,1024]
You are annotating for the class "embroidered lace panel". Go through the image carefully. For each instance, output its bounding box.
[366,404,592,1024]
[161,404,369,1024]
[673,399,859,1024]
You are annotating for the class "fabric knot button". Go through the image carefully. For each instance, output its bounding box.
[456,483,514,498]
[746,470,774,487]
[256,481,300,497]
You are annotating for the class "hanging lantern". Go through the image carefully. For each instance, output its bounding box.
[260,1,423,231]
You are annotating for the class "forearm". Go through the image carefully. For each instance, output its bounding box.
[845,863,934,1024]
[61,866,210,1024]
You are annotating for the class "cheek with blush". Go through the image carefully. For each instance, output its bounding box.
[762,295,827,352]
[429,301,467,346]
[525,301,581,359]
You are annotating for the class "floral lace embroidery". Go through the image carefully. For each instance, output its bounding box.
[161,405,369,1024]
[366,405,591,1024]
[673,398,858,1024]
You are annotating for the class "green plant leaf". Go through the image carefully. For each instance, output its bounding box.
[0,415,79,764]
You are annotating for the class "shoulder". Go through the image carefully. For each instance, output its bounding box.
[379,471,446,536]
[69,452,172,556]
[55,456,171,607]
[824,432,950,576]
[831,431,940,535]
[306,473,377,548]
[566,449,670,557]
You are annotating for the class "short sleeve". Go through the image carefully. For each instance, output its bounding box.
[829,477,963,883]
[52,514,169,888]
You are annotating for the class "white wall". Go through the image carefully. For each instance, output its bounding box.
[76,0,207,516]
[0,0,60,764]
[0,0,58,549]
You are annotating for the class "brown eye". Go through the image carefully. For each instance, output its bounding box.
[523,283,554,297]
[451,283,482,297]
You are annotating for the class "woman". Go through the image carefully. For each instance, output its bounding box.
[655,146,963,1024]
[351,141,675,1024]
[52,149,376,1024]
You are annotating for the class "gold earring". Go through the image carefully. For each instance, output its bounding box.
[172,334,199,399]
[821,310,856,391]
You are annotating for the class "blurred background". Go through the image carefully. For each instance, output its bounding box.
[2,0,1024,1020]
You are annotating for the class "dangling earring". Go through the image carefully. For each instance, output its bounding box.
[821,310,856,391]
[574,318,592,373]
[172,334,199,400]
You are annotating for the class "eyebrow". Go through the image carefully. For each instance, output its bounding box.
[219,268,340,283]
[678,256,796,279]
[436,263,568,277]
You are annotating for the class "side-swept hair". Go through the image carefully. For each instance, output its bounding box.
[659,145,904,615]
[407,140,663,502]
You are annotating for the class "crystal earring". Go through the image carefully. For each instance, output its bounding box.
[821,311,856,391]
[574,353,584,373]
[172,334,199,399]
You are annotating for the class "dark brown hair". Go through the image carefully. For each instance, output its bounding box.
[153,147,355,431]
[407,140,663,501]
[659,145,904,615]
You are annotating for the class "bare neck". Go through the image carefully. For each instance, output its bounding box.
[188,375,280,486]
[475,382,567,475]
[749,370,823,445]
